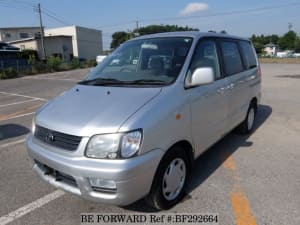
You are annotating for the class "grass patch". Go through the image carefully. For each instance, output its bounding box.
[0,58,97,80]
[259,58,300,64]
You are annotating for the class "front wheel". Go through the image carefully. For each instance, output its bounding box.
[146,146,189,210]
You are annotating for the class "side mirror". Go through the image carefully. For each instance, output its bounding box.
[187,67,214,87]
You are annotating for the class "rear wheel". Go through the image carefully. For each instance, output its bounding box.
[236,102,257,134]
[146,146,189,210]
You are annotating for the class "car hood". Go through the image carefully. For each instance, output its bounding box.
[35,85,162,137]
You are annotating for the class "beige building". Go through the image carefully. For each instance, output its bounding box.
[9,36,73,61]
[0,27,41,42]
[45,26,103,60]
[264,43,279,56]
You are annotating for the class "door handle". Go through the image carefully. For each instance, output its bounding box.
[224,83,234,90]
[217,87,225,94]
[229,83,234,89]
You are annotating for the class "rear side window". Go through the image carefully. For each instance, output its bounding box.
[239,41,257,69]
[220,41,243,75]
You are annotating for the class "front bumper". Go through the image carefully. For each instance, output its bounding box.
[26,134,164,206]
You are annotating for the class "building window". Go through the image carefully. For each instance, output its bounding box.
[34,32,41,38]
[20,33,29,39]
[5,33,11,38]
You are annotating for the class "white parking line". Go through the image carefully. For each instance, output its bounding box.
[0,91,47,101]
[0,112,35,121]
[0,99,39,108]
[0,190,65,225]
[0,139,26,149]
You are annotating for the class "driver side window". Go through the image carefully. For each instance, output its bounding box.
[189,40,221,80]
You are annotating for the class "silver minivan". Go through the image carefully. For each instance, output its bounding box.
[26,32,261,210]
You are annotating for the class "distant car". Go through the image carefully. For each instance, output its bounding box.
[0,42,20,51]
[96,55,107,64]
[292,53,300,58]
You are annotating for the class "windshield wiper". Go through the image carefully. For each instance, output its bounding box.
[128,79,167,85]
[78,78,126,85]
[78,78,168,86]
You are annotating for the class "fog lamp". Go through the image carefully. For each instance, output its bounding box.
[89,178,116,190]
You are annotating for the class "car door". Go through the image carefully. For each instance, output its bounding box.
[219,40,251,129]
[186,39,229,157]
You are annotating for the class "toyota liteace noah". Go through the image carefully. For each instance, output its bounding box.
[27,32,261,210]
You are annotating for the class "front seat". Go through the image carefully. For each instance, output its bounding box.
[148,57,164,75]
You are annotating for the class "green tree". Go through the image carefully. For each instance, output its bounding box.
[252,42,265,54]
[135,24,198,36]
[269,34,279,44]
[295,37,300,53]
[278,31,297,50]
[110,31,131,49]
[110,24,199,49]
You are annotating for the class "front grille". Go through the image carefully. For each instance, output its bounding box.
[35,160,77,187]
[34,125,82,151]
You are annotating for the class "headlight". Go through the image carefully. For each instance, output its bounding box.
[85,130,142,159]
[32,117,36,134]
[86,133,121,159]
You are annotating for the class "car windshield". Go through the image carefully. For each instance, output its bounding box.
[80,37,193,87]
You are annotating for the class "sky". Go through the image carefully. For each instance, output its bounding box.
[0,0,299,50]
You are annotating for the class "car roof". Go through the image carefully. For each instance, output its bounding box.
[130,31,250,42]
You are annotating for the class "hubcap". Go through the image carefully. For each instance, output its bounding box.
[162,158,186,201]
[247,108,255,130]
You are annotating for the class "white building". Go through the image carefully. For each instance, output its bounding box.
[9,36,73,61]
[277,50,294,58]
[45,26,103,60]
[0,27,41,42]
[264,43,279,56]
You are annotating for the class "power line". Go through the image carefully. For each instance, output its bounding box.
[0,2,32,10]
[42,7,71,26]
[139,2,300,24]
[1,1,300,33]
[95,20,136,29]
[0,0,70,26]
[0,0,34,8]
[42,10,71,26]
[92,2,300,33]
[10,0,35,6]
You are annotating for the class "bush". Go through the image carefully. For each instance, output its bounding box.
[86,59,97,67]
[47,56,62,72]
[0,68,18,79]
[34,62,49,73]
[18,49,39,60]
[70,58,81,69]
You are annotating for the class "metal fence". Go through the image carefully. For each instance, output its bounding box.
[0,59,31,71]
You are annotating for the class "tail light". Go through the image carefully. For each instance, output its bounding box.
[257,64,262,78]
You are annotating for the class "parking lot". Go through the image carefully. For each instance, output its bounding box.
[0,64,299,225]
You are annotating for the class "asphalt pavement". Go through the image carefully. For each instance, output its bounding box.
[0,65,299,225]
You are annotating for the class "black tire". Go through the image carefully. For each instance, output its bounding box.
[146,146,189,210]
[236,102,257,134]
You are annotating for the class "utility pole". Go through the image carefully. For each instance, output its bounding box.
[288,22,293,31]
[134,18,139,37]
[37,3,46,60]
[136,19,139,31]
